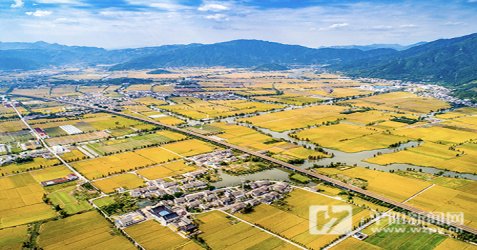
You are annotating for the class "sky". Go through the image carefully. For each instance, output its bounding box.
[1,0,477,49]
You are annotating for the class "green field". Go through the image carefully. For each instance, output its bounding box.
[87,130,184,155]
[47,186,92,215]
[365,223,446,250]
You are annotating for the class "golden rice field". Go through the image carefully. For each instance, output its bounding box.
[125,220,201,250]
[196,210,300,250]
[160,139,216,157]
[92,173,144,193]
[60,149,87,162]
[133,97,168,106]
[316,167,430,202]
[0,225,29,250]
[136,160,197,180]
[0,173,56,229]
[125,84,152,91]
[253,93,321,105]
[366,142,477,173]
[211,122,328,159]
[292,123,407,152]
[161,99,283,120]
[0,120,27,133]
[38,211,135,250]
[0,157,60,176]
[237,189,372,249]
[240,105,347,132]
[406,184,477,230]
[434,238,477,250]
[30,165,74,182]
[72,147,180,179]
[393,126,477,144]
[342,92,450,114]
[46,131,110,146]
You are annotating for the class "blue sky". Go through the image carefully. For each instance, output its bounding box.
[1,0,477,48]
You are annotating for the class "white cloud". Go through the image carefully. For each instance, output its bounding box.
[319,22,349,30]
[11,0,24,8]
[26,10,53,17]
[205,13,229,21]
[199,3,229,12]
[399,24,417,28]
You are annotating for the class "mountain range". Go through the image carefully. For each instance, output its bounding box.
[1,33,476,98]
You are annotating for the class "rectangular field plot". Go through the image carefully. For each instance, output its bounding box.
[125,220,201,250]
[196,210,300,250]
[0,120,27,133]
[72,146,182,179]
[210,122,328,160]
[342,92,450,114]
[237,189,372,249]
[0,173,56,229]
[366,142,477,173]
[92,173,144,193]
[0,157,60,176]
[38,211,135,250]
[406,185,477,230]
[46,131,110,146]
[87,130,184,155]
[0,225,29,250]
[161,139,217,157]
[161,99,283,120]
[136,160,197,180]
[239,105,347,132]
[316,167,430,202]
[364,223,446,250]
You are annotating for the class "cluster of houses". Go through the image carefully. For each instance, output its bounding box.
[119,179,292,235]
[187,149,243,168]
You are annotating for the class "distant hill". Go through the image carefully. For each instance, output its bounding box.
[147,69,173,74]
[253,63,290,71]
[326,42,426,51]
[336,33,477,86]
[110,40,396,70]
[1,34,477,99]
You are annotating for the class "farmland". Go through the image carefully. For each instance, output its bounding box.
[196,210,300,249]
[136,160,197,180]
[92,173,145,193]
[37,211,135,250]
[0,225,29,250]
[161,99,284,120]
[237,189,372,249]
[240,105,347,132]
[47,185,92,214]
[342,92,450,114]
[210,122,328,160]
[0,173,56,229]
[125,220,201,249]
[316,167,430,202]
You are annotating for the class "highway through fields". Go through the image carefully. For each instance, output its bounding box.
[9,94,477,236]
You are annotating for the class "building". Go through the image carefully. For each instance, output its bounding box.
[41,174,78,187]
[149,205,179,225]
[115,211,146,228]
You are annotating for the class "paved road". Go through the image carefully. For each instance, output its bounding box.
[9,94,477,236]
[11,103,89,182]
